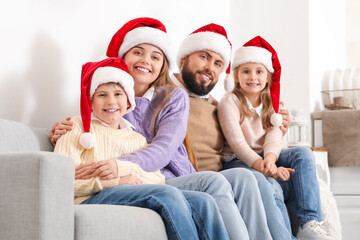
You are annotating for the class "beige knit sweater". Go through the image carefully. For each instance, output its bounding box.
[218,93,282,167]
[54,116,165,204]
[188,96,225,172]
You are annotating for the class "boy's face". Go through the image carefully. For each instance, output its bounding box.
[91,83,129,129]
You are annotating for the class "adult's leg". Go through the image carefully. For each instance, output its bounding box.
[277,147,323,235]
[223,159,292,240]
[81,184,198,240]
[166,171,249,240]
[181,190,229,240]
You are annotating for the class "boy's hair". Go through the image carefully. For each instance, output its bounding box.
[232,66,274,130]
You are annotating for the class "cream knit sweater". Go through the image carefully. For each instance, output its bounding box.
[54,116,165,204]
[218,93,283,167]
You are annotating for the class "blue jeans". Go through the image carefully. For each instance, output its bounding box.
[166,170,272,240]
[81,184,228,240]
[276,147,323,235]
[223,159,294,240]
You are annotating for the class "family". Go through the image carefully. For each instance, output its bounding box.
[50,17,334,240]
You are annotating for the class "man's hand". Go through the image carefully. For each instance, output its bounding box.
[118,174,143,185]
[271,167,295,181]
[50,117,74,146]
[75,160,118,180]
[279,102,290,136]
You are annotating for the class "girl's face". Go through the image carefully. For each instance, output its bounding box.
[236,62,269,97]
[91,83,129,129]
[123,43,164,96]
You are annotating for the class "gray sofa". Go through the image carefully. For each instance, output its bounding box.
[0,119,168,240]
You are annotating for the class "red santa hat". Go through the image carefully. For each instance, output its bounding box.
[229,36,282,127]
[106,17,174,70]
[176,23,232,75]
[80,57,135,149]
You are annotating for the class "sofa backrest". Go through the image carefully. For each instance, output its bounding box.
[0,119,54,152]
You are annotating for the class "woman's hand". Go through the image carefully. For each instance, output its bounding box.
[50,117,74,146]
[75,159,118,180]
[118,174,143,185]
[279,102,290,136]
[272,167,295,181]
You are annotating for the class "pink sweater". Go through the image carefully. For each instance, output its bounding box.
[218,93,283,167]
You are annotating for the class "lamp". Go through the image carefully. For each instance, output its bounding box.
[287,108,309,147]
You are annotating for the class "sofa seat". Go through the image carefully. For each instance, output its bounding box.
[330,167,360,240]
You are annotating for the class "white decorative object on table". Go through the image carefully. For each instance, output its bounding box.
[287,108,309,147]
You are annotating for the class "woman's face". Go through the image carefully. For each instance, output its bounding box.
[123,43,164,93]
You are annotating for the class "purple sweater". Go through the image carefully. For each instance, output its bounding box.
[122,86,196,179]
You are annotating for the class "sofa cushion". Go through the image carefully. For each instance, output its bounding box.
[330,167,360,195]
[74,205,167,240]
[0,119,53,152]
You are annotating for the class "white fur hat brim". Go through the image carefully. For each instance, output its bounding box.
[90,66,135,113]
[176,31,231,72]
[118,27,175,71]
[232,46,274,73]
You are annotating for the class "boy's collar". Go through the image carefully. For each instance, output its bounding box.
[91,113,135,129]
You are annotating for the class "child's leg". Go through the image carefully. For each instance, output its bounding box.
[277,147,323,233]
[81,184,199,240]
[181,190,229,240]
[223,158,294,240]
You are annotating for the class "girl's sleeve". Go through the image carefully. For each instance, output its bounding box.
[54,117,119,197]
[217,94,262,167]
[263,125,283,159]
[119,88,189,172]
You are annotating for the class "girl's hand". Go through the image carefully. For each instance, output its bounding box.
[272,167,295,181]
[50,117,74,146]
[263,153,277,176]
[75,159,118,180]
[252,158,265,172]
[118,174,143,185]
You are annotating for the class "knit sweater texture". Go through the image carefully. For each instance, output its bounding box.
[218,93,283,167]
[54,116,165,204]
[123,86,196,179]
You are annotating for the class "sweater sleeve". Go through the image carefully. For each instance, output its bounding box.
[218,94,262,167]
[119,88,190,172]
[263,125,283,159]
[54,116,119,197]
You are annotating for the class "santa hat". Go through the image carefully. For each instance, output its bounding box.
[176,23,232,74]
[228,36,282,127]
[106,17,174,70]
[80,57,135,149]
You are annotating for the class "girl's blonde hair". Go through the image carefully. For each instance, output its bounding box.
[147,56,198,171]
[232,65,274,129]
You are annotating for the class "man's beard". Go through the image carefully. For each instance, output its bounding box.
[181,60,216,96]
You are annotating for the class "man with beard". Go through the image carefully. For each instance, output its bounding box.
[170,24,297,240]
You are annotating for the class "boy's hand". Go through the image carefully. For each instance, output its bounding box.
[272,167,295,181]
[75,159,118,180]
[50,117,74,146]
[118,174,143,185]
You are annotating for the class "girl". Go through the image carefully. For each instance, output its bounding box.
[218,36,334,240]
[51,18,272,239]
[55,57,228,240]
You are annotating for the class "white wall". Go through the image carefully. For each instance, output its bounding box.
[0,0,230,128]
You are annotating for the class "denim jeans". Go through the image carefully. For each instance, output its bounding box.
[166,170,272,240]
[81,184,228,240]
[276,147,323,235]
[223,159,294,240]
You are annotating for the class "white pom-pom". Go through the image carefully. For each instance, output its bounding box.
[270,113,283,127]
[79,132,96,149]
[224,74,235,92]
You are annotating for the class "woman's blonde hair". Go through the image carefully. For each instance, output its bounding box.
[146,55,198,171]
[232,66,274,129]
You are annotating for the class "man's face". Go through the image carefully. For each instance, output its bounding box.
[180,50,224,96]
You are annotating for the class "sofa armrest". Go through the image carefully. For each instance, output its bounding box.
[0,152,74,240]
